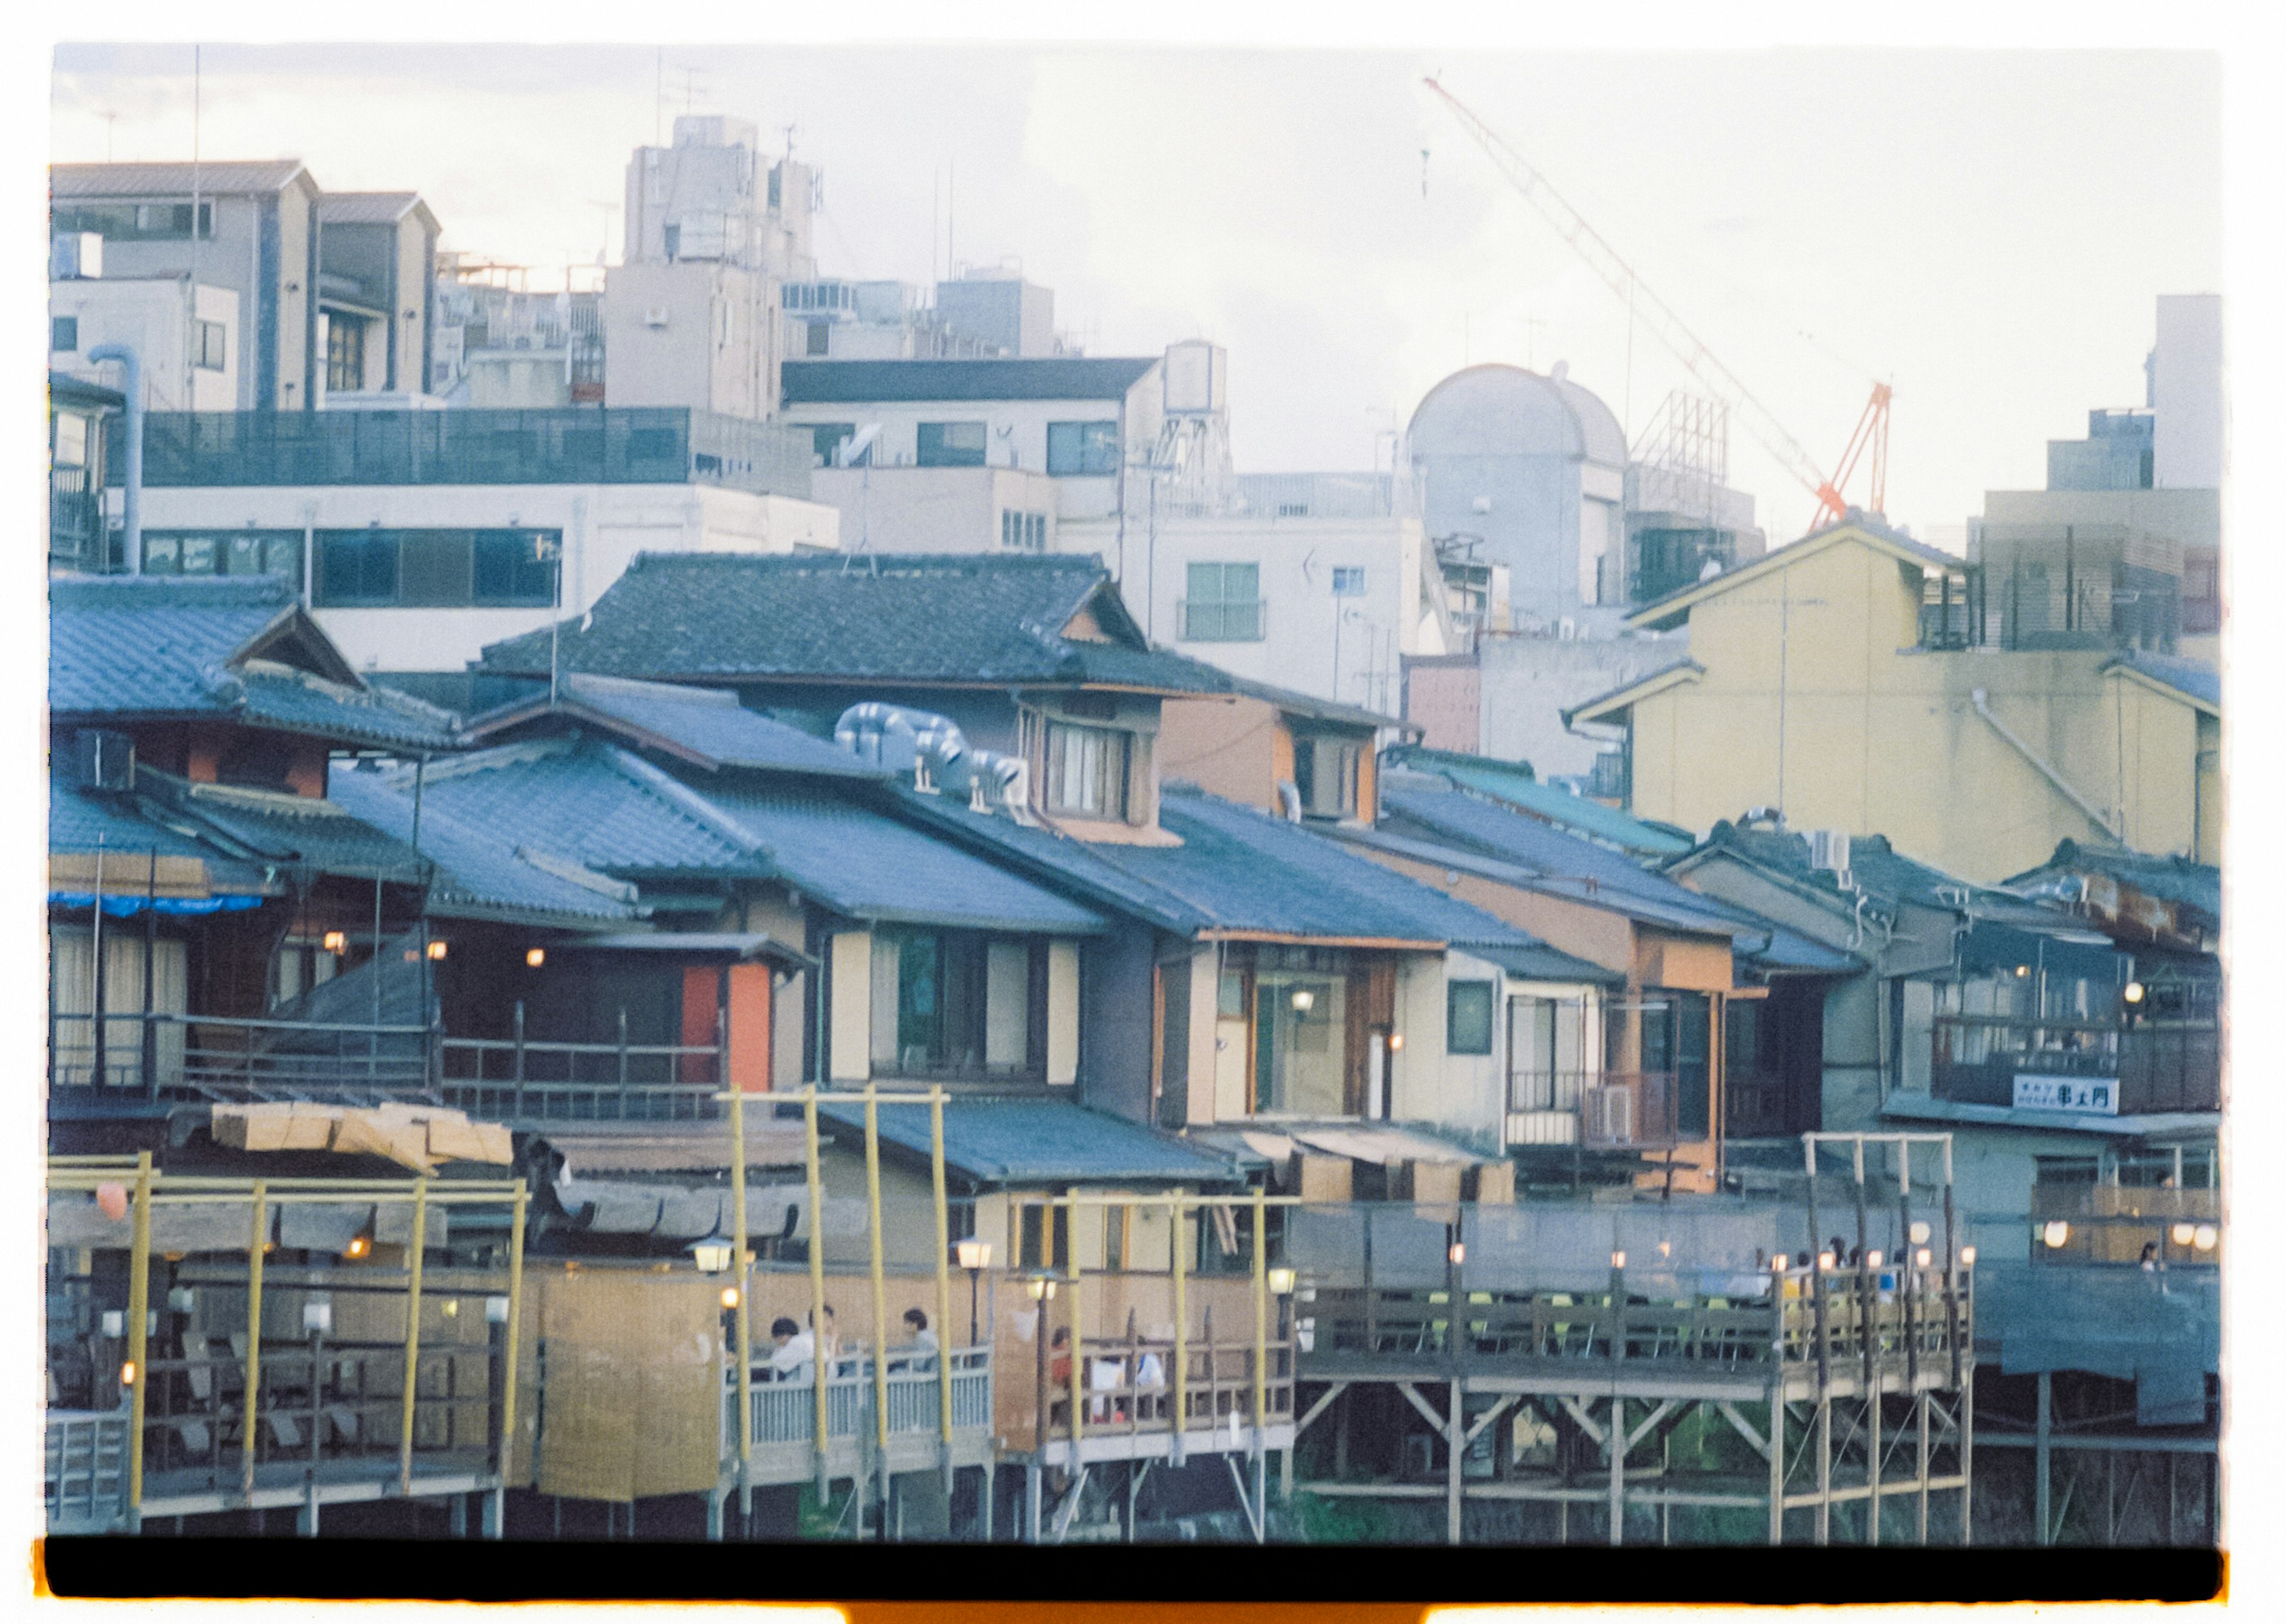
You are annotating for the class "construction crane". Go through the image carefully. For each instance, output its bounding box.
[1424,76,1890,533]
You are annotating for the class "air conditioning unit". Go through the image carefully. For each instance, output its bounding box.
[1584,1085,1634,1145]
[74,728,135,792]
[1809,829,1852,876]
[644,308,670,329]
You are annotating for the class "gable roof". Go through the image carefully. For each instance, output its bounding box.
[2003,837,2220,943]
[1562,658,1705,728]
[50,371,124,411]
[1626,516,1963,633]
[52,160,313,198]
[464,673,892,779]
[50,576,460,752]
[2103,651,2220,716]
[476,552,1227,696]
[317,191,436,231]
[816,1098,1247,1189]
[1381,747,1694,858]
[782,357,1158,406]
[1672,822,2066,933]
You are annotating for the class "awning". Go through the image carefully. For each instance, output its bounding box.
[1957,919,2125,985]
[555,932,814,969]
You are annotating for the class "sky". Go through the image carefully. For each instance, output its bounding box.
[48,43,2222,544]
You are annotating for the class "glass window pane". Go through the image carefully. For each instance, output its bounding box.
[179,535,218,576]
[1447,980,1495,1056]
[396,530,474,606]
[142,535,180,574]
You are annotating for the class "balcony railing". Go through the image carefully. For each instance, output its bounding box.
[43,1408,130,1532]
[436,1025,729,1123]
[1931,1015,2219,1116]
[50,471,107,569]
[1724,1066,1790,1138]
[731,1347,993,1451]
[1177,598,1266,642]
[1505,1072,1681,1149]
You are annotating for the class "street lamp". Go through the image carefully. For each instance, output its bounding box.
[690,1235,736,1274]
[958,1239,994,1345]
[2041,1220,2070,1250]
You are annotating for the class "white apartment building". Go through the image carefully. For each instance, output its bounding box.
[810,465,1060,555]
[49,274,240,413]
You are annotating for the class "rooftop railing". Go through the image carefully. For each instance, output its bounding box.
[1931,1015,2218,1116]
[1505,1071,1683,1150]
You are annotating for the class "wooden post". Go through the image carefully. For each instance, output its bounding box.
[1917,1389,1932,1545]
[1608,1257,1626,1546]
[2035,1370,2053,1547]
[729,1024,754,1513]
[804,1090,830,1498]
[930,1088,955,1494]
[243,1180,268,1499]
[498,1180,528,1497]
[399,1178,429,1494]
[1767,1379,1785,1545]
[511,1000,527,1122]
[1066,1186,1083,1466]
[616,1006,631,1119]
[1170,1189,1188,1464]
[125,1151,153,1523]
[1817,1387,1832,1546]
[1448,1378,1464,1546]
[1251,1188,1267,1459]
[864,1088,892,1536]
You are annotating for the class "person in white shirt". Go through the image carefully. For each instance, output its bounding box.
[767,1317,814,1380]
[904,1307,938,1353]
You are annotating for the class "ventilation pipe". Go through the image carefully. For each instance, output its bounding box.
[944,748,1036,825]
[86,343,141,571]
[833,702,967,792]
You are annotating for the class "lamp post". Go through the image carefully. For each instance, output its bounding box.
[958,1239,993,1347]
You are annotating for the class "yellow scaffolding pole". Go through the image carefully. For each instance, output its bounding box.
[729,1073,753,1511]
[1170,1186,1188,1457]
[242,1180,268,1500]
[124,1151,152,1519]
[864,1089,892,1509]
[398,1177,429,1494]
[1065,1186,1083,1461]
[930,1086,955,1488]
[498,1180,528,1486]
[803,1089,829,1498]
[1251,1186,1268,1443]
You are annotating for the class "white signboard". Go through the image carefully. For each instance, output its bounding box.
[2013,1074,2120,1116]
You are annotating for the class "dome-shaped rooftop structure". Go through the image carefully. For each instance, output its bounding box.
[1406,363,1628,470]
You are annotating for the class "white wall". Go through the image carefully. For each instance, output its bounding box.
[133,480,841,673]
[810,466,1060,554]
[2153,293,2223,491]
[51,277,239,413]
[1388,951,1507,1153]
[604,259,779,421]
[1059,513,1433,714]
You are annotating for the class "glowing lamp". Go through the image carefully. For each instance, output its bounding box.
[525,948,546,969]
[690,1237,736,1273]
[2123,981,2146,1005]
[1267,1266,1298,1295]
[426,940,448,961]
[956,1239,992,1271]
[1865,1250,1883,1269]
[2015,964,2031,979]
[1960,1246,1978,1267]
[1448,1242,1466,1266]
[719,1286,741,1310]
[1026,1275,1057,1303]
[1290,988,1316,1013]
[2042,1220,2070,1250]
[2193,1225,2218,1252]
[2171,1222,2196,1247]
[1909,1220,1931,1245]
[1388,1033,1405,1051]
[1610,1251,1627,1270]
[1771,1254,1789,1272]
[321,930,348,953]
[119,1361,137,1386]
[1915,1248,1932,1267]
[344,1233,373,1260]
[1817,1252,1836,1273]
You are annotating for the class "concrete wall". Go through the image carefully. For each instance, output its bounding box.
[135,480,840,674]
[1619,530,2211,880]
[810,465,1060,554]
[2152,294,2224,491]
[604,259,776,420]
[1476,630,1689,779]
[1401,657,1481,754]
[51,277,239,412]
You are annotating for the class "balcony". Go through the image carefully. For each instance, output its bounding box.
[1505,1071,1678,1149]
[1931,1015,2219,1117]
[1177,598,1266,642]
[50,470,110,571]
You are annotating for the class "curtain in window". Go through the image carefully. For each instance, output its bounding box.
[51,925,188,1089]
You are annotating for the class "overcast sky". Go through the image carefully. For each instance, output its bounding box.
[51,44,2221,542]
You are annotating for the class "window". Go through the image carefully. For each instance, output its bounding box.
[870,927,1044,1079]
[194,320,226,371]
[314,529,563,608]
[1042,721,1131,821]
[1447,980,1495,1057]
[1508,995,1587,1111]
[1047,420,1120,477]
[1001,511,1047,552]
[51,316,77,353]
[1017,1203,1069,1270]
[1181,561,1263,642]
[1294,736,1360,819]
[52,411,89,470]
[143,530,303,588]
[917,420,988,468]
[806,320,830,357]
[51,201,213,242]
[1332,567,1367,597]
[325,314,367,393]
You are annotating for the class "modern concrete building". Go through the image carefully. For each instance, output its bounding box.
[49,273,240,413]
[50,164,441,411]
[1566,517,2221,883]
[932,266,1058,358]
[429,255,604,408]
[111,405,833,695]
[604,116,816,421]
[1404,630,1688,782]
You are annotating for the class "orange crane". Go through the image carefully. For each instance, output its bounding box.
[1425,76,1890,533]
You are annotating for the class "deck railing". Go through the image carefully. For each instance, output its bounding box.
[730,1347,991,1450]
[1932,1015,2219,1115]
[43,1408,130,1530]
[49,1010,433,1103]
[436,1005,727,1122]
[1505,1072,1681,1149]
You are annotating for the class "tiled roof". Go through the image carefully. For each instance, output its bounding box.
[1689,822,2063,929]
[476,552,1229,695]
[814,1098,1247,1188]
[327,765,644,927]
[702,783,1108,934]
[782,357,1158,405]
[50,371,124,410]
[1381,748,1694,857]
[1470,942,1626,985]
[52,160,311,196]
[143,773,430,883]
[467,673,889,779]
[49,772,237,866]
[50,576,460,752]
[2006,839,2221,926]
[316,192,423,224]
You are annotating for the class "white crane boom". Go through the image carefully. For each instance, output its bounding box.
[1424,76,1855,525]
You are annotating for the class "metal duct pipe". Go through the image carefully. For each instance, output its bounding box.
[832,702,967,790]
[86,343,142,571]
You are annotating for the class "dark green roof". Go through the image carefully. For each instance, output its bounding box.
[1381,746,1694,857]
[466,673,891,779]
[814,1097,1247,1188]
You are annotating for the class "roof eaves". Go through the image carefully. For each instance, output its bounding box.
[1562,659,1704,727]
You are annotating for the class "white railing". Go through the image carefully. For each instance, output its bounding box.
[45,1408,130,1530]
[729,1348,991,1452]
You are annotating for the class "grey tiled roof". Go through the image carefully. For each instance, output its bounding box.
[316,191,423,224]
[139,772,430,883]
[814,1098,1247,1188]
[50,577,460,752]
[49,772,238,865]
[469,673,888,779]
[476,552,1232,695]
[782,357,1157,405]
[2105,651,2219,711]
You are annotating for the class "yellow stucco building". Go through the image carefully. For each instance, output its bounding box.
[1567,520,2220,885]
